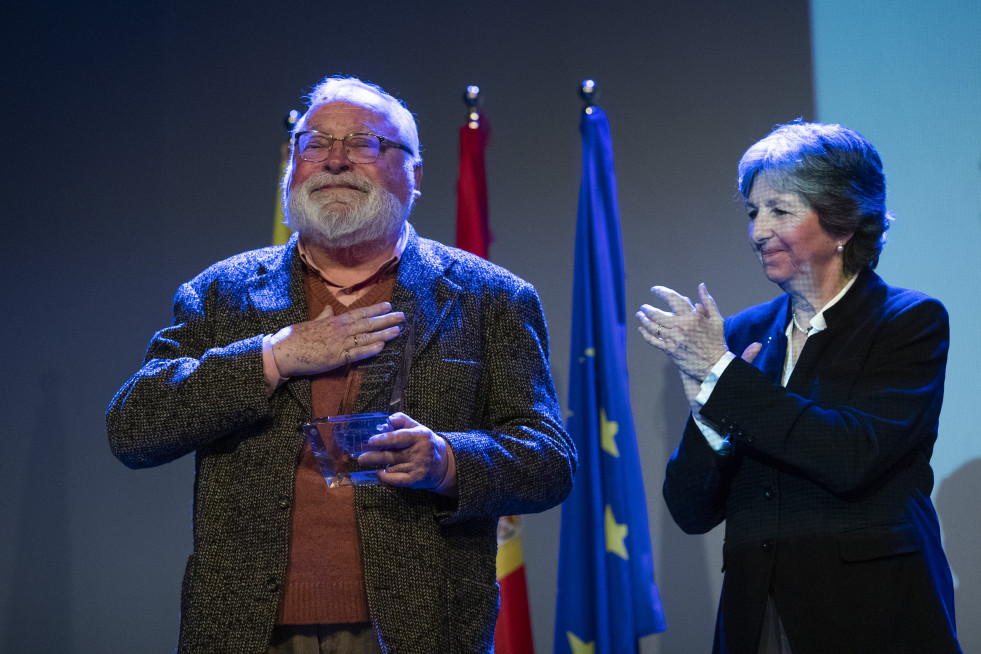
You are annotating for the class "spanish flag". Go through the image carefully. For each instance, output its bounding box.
[456,87,533,654]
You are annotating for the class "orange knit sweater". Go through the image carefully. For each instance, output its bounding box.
[276,268,395,624]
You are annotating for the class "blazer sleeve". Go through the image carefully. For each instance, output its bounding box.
[440,280,578,522]
[106,280,272,469]
[699,294,948,495]
[663,414,736,534]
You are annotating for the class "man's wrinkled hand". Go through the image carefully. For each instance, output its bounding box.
[271,302,404,377]
[359,412,457,496]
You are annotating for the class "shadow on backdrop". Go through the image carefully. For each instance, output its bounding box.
[935,457,981,652]
[4,373,71,652]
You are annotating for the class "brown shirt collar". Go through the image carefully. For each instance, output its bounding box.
[296,225,407,296]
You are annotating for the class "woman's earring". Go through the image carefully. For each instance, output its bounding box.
[836,241,844,253]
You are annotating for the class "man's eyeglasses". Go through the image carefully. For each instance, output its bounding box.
[293,130,414,164]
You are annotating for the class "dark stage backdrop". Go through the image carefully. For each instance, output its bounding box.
[2,1,975,652]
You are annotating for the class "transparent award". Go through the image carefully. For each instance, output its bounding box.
[302,412,393,486]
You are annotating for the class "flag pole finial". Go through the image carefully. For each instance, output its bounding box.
[580,79,597,108]
[463,85,481,129]
[284,109,300,132]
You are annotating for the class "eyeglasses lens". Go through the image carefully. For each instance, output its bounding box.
[296,133,381,164]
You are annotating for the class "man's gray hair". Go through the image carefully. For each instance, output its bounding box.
[299,76,422,169]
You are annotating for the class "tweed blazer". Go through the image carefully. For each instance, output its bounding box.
[663,269,960,653]
[107,225,577,654]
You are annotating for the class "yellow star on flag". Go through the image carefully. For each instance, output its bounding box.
[600,408,619,457]
[605,504,629,560]
[567,631,595,654]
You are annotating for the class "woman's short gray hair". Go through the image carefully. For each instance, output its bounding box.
[737,121,893,273]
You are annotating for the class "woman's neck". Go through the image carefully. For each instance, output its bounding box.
[785,266,852,323]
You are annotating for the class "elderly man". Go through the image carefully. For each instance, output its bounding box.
[107,75,576,654]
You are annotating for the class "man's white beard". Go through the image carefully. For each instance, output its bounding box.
[283,171,412,249]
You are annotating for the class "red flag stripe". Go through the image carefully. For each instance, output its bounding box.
[496,566,535,654]
[456,123,491,258]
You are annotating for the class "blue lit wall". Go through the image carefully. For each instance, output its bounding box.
[812,3,981,647]
[812,0,981,484]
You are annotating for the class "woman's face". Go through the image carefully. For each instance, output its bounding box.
[746,176,843,291]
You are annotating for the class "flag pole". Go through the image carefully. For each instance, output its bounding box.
[580,78,597,108]
[273,110,300,246]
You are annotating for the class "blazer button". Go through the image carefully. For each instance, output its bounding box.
[763,487,775,499]
[761,539,774,553]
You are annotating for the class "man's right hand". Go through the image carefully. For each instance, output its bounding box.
[270,302,404,377]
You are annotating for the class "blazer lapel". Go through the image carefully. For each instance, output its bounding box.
[786,269,875,393]
[787,330,829,393]
[354,227,462,414]
[756,298,790,381]
[244,234,313,416]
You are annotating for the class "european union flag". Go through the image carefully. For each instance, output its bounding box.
[554,100,667,654]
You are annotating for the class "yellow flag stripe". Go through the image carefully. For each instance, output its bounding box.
[496,532,524,579]
[273,142,292,246]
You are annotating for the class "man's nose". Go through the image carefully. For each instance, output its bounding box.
[321,139,350,173]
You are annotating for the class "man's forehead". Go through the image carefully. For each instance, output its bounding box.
[302,101,393,132]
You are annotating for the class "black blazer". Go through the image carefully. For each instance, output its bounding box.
[663,269,961,653]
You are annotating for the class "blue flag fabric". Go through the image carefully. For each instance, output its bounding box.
[554,106,667,654]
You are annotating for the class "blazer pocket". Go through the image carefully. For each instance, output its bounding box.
[837,520,920,562]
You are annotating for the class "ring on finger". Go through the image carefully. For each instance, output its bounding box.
[353,334,360,347]
[656,323,664,339]
[344,350,351,365]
